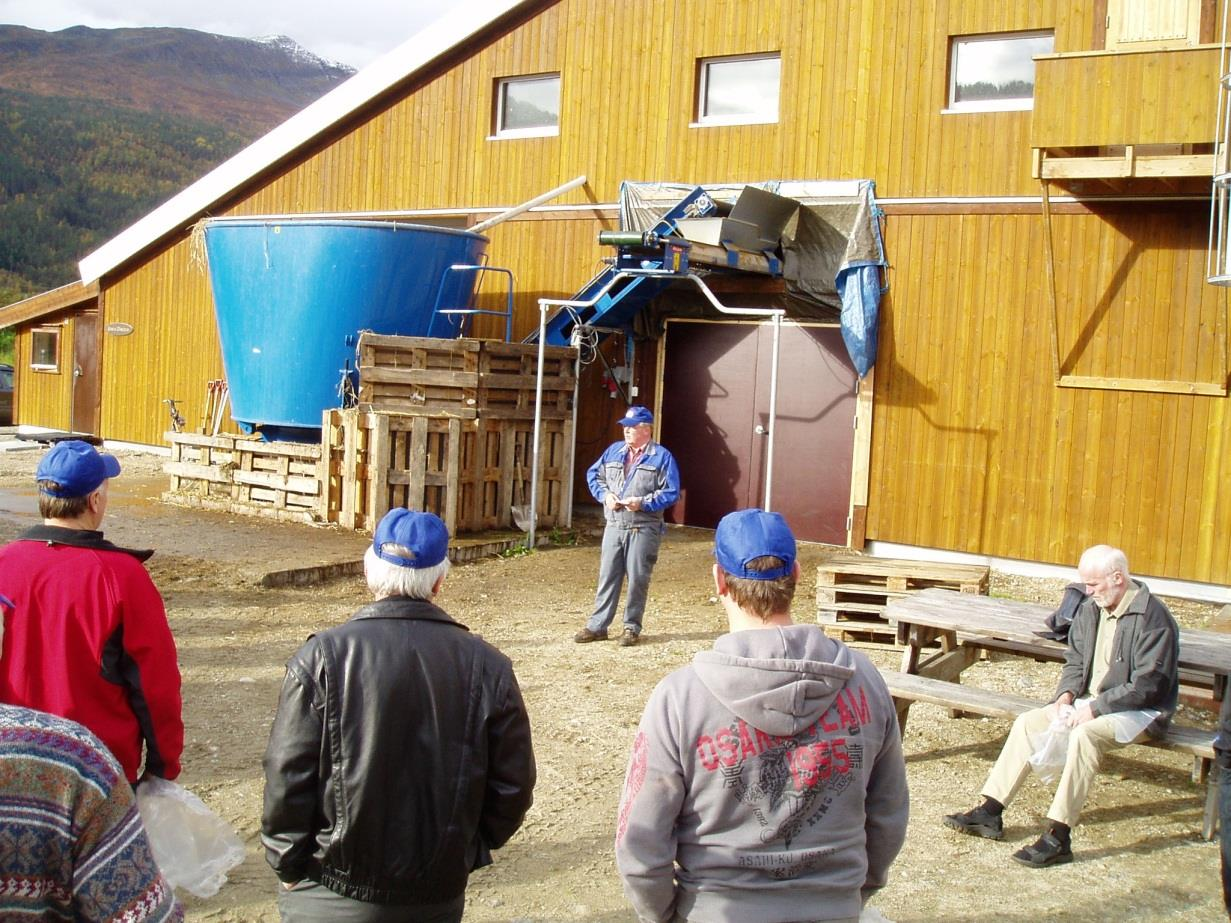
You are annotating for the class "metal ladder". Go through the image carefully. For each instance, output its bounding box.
[428,263,515,341]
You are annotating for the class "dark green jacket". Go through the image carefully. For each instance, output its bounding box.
[1055,580,1179,738]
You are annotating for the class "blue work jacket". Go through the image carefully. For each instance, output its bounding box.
[586,440,680,528]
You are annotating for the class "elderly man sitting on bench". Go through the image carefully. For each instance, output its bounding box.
[943,544,1179,867]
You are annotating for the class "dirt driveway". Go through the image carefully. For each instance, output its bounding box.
[0,445,1224,921]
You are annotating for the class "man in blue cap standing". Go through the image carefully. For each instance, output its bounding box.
[575,405,680,647]
[615,509,908,922]
[0,439,183,786]
[262,508,535,923]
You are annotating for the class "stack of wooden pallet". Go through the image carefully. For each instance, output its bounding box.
[163,334,578,536]
[816,555,990,643]
[163,431,321,524]
[325,334,578,535]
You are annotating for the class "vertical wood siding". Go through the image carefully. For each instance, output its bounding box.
[15,322,73,432]
[42,0,1231,581]
[869,206,1231,583]
[99,238,226,444]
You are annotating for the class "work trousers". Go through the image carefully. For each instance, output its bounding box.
[585,523,662,635]
[980,704,1145,829]
[278,881,463,923]
[1219,757,1231,914]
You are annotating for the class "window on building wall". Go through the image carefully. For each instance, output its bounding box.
[30,327,60,371]
[947,30,1055,112]
[696,53,781,126]
[494,74,560,138]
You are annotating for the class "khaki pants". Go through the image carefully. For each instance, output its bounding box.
[980,704,1147,828]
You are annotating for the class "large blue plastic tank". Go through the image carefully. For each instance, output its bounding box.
[203,218,488,441]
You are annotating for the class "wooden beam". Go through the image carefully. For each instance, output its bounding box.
[1040,180,1063,382]
[1058,375,1228,396]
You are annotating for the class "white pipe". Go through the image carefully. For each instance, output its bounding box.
[470,175,588,234]
[763,313,781,510]
[529,270,785,544]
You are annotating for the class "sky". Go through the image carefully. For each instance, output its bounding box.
[0,0,452,69]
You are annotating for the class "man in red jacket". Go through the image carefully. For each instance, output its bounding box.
[0,440,183,784]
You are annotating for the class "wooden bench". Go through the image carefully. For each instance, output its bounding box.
[881,669,1220,839]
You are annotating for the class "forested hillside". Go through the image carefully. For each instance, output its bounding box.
[0,25,355,308]
[0,89,249,305]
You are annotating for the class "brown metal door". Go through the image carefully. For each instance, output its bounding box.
[660,319,857,544]
[71,310,100,435]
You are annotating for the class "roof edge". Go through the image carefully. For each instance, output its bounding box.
[0,280,100,328]
[77,0,535,285]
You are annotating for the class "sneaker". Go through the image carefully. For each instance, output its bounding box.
[574,628,608,643]
[942,806,1004,840]
[619,628,640,647]
[1011,831,1073,868]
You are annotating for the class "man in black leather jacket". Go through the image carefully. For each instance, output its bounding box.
[261,509,535,922]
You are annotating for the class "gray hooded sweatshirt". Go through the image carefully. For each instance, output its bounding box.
[615,624,908,923]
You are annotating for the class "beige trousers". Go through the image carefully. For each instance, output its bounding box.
[980,704,1147,828]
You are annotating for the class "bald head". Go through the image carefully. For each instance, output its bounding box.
[1077,545,1131,609]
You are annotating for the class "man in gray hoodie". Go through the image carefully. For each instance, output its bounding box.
[615,509,909,923]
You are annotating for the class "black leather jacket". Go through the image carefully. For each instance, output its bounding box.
[261,597,535,904]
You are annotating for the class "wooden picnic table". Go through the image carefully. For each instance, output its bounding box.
[886,587,1231,701]
[882,586,1231,839]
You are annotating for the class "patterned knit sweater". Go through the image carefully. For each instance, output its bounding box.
[0,704,183,921]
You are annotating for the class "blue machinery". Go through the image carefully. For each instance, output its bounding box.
[525,186,788,548]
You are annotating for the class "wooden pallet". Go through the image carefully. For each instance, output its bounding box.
[356,333,576,420]
[322,408,572,535]
[816,555,990,640]
[162,431,321,523]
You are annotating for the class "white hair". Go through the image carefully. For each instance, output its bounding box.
[1078,544,1130,582]
[364,545,450,601]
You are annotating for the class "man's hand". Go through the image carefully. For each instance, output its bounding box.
[604,493,622,512]
[1066,703,1095,727]
[623,497,644,512]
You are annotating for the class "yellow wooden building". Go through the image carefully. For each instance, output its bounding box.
[1,0,1226,586]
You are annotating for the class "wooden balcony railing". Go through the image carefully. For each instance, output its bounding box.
[1031,46,1219,181]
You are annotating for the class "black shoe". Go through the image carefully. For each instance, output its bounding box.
[942,806,1004,840]
[574,628,608,643]
[619,628,640,647]
[1011,832,1073,868]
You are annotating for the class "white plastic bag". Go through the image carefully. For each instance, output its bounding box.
[1028,705,1073,783]
[136,777,246,898]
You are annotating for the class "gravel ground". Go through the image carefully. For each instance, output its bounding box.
[0,443,1224,921]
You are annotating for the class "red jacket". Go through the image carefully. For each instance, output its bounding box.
[0,526,183,782]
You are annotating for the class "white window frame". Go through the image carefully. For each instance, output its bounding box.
[493,73,560,139]
[945,30,1054,114]
[694,52,781,127]
[30,326,60,372]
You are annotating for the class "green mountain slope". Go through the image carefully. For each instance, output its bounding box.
[0,88,250,306]
[0,25,356,310]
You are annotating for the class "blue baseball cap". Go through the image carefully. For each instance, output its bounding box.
[35,440,122,498]
[618,406,654,427]
[714,509,796,580]
[373,508,450,569]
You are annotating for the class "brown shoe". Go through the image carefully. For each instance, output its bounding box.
[619,628,640,647]
[574,628,608,643]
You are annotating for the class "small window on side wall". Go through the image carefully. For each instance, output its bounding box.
[947,30,1054,112]
[30,327,60,371]
[494,74,560,138]
[696,53,781,126]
